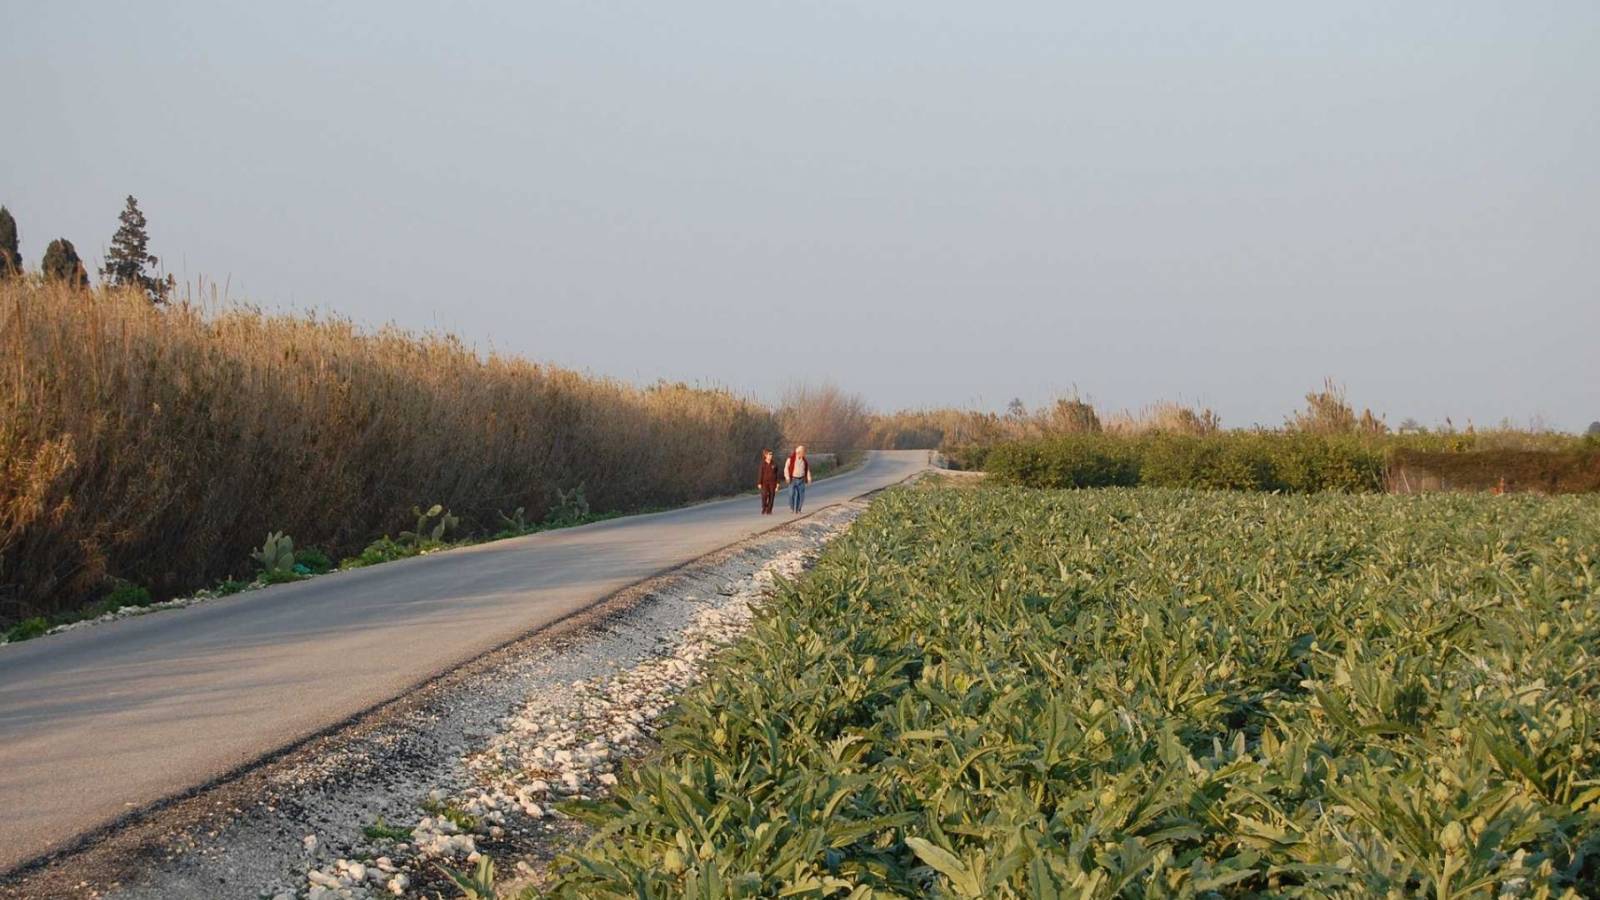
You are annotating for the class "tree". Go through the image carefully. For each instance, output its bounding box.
[100,195,173,302]
[42,238,90,289]
[777,382,872,453]
[1588,421,1600,437]
[0,206,19,276]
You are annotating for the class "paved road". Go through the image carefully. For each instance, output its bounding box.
[0,451,928,872]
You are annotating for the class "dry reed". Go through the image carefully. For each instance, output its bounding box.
[0,280,780,622]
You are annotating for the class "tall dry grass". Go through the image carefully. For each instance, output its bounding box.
[0,280,780,623]
[869,397,1223,450]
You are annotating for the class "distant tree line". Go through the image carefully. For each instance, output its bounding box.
[0,196,173,302]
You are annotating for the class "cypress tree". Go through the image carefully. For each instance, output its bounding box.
[101,195,173,302]
[0,206,19,276]
[42,238,90,290]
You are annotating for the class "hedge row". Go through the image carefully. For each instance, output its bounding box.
[1389,447,1600,494]
[982,433,1600,494]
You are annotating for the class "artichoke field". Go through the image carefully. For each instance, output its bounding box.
[549,485,1600,898]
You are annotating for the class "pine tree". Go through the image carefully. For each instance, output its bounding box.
[101,195,173,302]
[0,206,19,276]
[42,238,90,289]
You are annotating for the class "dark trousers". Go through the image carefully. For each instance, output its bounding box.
[760,484,777,514]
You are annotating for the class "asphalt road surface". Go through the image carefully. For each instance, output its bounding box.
[0,450,928,873]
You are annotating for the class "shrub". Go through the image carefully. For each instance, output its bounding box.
[100,581,153,610]
[983,435,1139,488]
[294,547,333,575]
[41,238,89,289]
[987,433,1391,493]
[4,616,50,642]
[0,206,20,277]
[213,579,251,596]
[341,536,414,570]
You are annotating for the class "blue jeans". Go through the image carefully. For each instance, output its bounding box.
[789,479,807,512]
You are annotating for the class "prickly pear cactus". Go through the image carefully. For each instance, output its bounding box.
[251,531,296,576]
[401,504,458,547]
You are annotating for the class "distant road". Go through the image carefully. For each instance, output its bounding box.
[0,450,928,872]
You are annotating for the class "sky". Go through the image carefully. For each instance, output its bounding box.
[3,1,1597,429]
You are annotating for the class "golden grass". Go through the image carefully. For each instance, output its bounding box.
[0,280,780,622]
[869,398,1223,449]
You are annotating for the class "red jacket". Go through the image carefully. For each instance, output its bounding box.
[785,453,809,481]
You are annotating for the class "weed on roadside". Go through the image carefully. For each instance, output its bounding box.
[362,816,412,843]
[421,799,482,834]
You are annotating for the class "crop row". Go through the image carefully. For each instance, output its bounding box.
[545,484,1600,898]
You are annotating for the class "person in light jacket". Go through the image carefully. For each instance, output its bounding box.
[785,445,813,513]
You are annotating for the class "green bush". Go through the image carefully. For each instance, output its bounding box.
[102,581,154,609]
[75,581,158,618]
[341,536,413,569]
[987,433,1390,493]
[4,616,50,642]
[294,547,333,575]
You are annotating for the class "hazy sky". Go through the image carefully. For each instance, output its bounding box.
[4,2,1597,428]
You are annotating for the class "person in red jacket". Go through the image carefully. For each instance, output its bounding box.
[785,444,813,513]
[756,448,781,514]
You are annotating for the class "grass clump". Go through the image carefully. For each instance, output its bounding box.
[547,485,1600,897]
[362,816,412,843]
[421,799,481,833]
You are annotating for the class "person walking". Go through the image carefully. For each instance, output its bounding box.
[756,448,781,515]
[785,444,813,513]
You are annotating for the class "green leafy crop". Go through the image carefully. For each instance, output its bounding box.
[547,485,1600,898]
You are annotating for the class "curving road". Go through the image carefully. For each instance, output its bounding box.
[0,450,928,873]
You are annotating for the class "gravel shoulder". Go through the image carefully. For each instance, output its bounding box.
[0,497,874,900]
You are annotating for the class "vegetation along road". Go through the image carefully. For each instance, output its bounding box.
[0,450,929,874]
